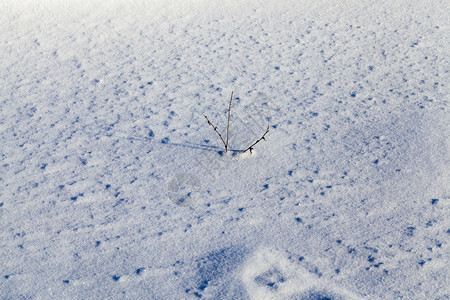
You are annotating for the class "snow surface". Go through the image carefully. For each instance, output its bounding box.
[1,0,449,299]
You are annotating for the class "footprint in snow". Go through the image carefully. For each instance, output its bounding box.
[167,173,201,207]
[241,248,361,300]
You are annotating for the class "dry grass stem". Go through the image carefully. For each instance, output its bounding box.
[243,125,270,154]
[226,91,233,152]
[203,114,227,148]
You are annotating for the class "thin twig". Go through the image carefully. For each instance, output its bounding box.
[243,125,270,154]
[203,114,227,148]
[226,91,233,152]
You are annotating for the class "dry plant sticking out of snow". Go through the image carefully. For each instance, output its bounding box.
[203,91,270,154]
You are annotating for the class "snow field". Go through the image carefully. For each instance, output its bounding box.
[1,0,449,299]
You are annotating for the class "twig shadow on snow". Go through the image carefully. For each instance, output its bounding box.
[165,141,243,156]
[165,141,221,152]
[125,135,242,155]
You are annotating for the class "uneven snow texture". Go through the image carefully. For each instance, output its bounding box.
[1,0,449,299]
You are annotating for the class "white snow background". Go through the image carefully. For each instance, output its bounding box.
[1,0,449,299]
